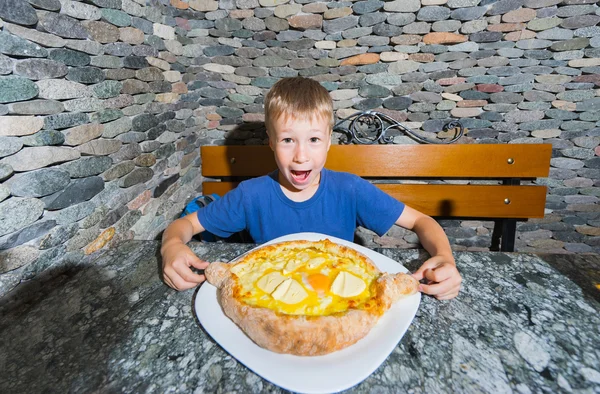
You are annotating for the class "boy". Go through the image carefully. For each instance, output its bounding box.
[161,77,462,299]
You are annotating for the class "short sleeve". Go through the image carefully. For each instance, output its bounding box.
[197,184,247,238]
[354,177,404,236]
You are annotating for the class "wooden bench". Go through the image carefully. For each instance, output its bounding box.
[200,143,552,252]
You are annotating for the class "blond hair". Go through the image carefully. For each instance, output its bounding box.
[264,77,334,135]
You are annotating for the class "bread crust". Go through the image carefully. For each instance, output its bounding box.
[205,240,418,356]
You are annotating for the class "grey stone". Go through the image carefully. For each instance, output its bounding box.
[560,15,600,29]
[360,12,387,27]
[123,56,149,69]
[59,156,113,178]
[44,112,89,130]
[0,197,45,237]
[555,38,590,52]
[387,13,416,27]
[0,137,22,158]
[0,245,39,273]
[418,6,451,21]
[28,0,61,11]
[384,0,421,12]
[109,142,141,162]
[0,0,38,26]
[520,119,563,131]
[93,80,122,99]
[0,55,14,75]
[118,167,153,188]
[577,98,600,112]
[101,8,131,27]
[433,20,462,32]
[358,85,391,98]
[132,114,158,132]
[1,146,81,171]
[6,168,70,197]
[9,99,63,115]
[89,0,122,8]
[90,55,122,69]
[538,28,574,40]
[470,31,503,42]
[574,26,600,38]
[0,220,56,250]
[505,110,545,123]
[0,77,39,104]
[524,0,561,7]
[0,163,13,182]
[353,0,384,14]
[48,48,90,66]
[41,176,104,210]
[264,16,289,32]
[51,201,96,226]
[39,13,89,39]
[323,16,359,34]
[517,39,553,50]
[67,67,105,84]
[131,16,153,34]
[0,31,48,58]
[14,59,68,80]
[20,130,65,147]
[104,43,133,57]
[102,160,135,181]
[490,92,524,103]
[132,45,157,57]
[536,7,558,18]
[451,6,487,20]
[487,0,524,15]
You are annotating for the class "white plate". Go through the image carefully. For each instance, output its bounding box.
[194,232,421,394]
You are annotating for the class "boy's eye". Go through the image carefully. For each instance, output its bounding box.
[282,138,293,143]
[310,137,320,143]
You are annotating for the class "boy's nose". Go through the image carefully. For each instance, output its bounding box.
[294,143,309,163]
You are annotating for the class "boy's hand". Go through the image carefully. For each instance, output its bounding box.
[161,243,210,291]
[411,255,462,300]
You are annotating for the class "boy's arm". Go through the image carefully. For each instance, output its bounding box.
[161,213,210,290]
[395,205,462,300]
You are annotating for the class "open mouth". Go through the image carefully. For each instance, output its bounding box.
[291,170,311,183]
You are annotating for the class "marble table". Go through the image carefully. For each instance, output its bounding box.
[1,241,599,393]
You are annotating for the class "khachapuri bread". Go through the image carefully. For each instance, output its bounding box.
[205,239,418,356]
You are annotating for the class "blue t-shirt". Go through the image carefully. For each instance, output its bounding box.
[197,168,405,244]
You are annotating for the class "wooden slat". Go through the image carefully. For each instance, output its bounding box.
[201,144,552,178]
[202,182,547,219]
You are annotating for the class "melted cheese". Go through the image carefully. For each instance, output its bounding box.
[231,243,379,316]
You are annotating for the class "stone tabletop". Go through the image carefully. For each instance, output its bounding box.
[1,240,599,393]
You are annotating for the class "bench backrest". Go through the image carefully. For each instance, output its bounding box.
[201,144,552,220]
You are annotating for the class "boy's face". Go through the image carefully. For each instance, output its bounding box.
[268,114,331,194]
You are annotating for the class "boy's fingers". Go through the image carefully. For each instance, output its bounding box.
[189,258,209,270]
[411,264,433,281]
[178,267,206,284]
[419,279,452,296]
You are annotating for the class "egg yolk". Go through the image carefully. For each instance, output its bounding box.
[307,273,330,293]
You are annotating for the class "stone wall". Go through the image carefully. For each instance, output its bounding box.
[1,0,599,294]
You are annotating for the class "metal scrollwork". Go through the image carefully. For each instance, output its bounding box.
[333,110,464,145]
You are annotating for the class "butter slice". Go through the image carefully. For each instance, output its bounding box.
[230,262,250,276]
[271,278,308,304]
[256,272,286,294]
[331,271,366,297]
[307,257,326,269]
[283,259,305,275]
